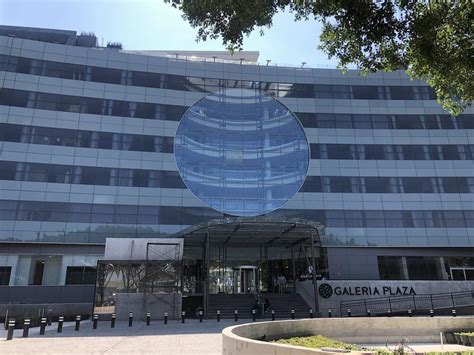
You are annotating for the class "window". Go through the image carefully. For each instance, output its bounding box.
[133,170,150,187]
[329,176,352,192]
[81,167,110,185]
[390,86,414,100]
[403,177,434,193]
[90,67,122,84]
[65,266,97,285]
[364,177,391,193]
[395,115,423,129]
[378,257,405,280]
[0,266,11,285]
[0,161,17,180]
[317,114,336,128]
[364,145,385,160]
[441,145,460,160]
[0,123,22,142]
[406,257,439,280]
[443,177,469,193]
[327,144,354,159]
[334,114,352,128]
[352,85,378,99]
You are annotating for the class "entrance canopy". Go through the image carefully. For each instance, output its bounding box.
[171,216,324,248]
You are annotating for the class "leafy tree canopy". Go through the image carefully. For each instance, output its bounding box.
[166,0,473,115]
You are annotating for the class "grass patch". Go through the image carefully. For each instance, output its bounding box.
[275,334,362,351]
[274,335,474,354]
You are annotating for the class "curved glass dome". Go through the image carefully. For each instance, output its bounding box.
[174,88,309,217]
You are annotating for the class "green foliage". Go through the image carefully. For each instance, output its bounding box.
[165,0,473,115]
[274,334,361,350]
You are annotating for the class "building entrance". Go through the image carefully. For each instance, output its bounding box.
[176,216,326,316]
[233,266,259,293]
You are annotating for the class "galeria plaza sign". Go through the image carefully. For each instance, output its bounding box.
[318,282,416,299]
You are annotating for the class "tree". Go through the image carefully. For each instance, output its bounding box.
[166,0,473,115]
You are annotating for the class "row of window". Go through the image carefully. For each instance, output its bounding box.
[2,89,472,131]
[0,89,186,121]
[1,160,473,194]
[0,266,97,285]
[301,176,474,194]
[1,125,474,163]
[0,200,472,228]
[0,123,174,153]
[0,161,185,188]
[0,54,438,100]
[298,112,474,129]
[311,143,474,160]
[378,256,474,281]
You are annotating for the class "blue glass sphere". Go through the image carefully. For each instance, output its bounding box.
[174,88,309,217]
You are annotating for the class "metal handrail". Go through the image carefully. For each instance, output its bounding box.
[339,289,474,316]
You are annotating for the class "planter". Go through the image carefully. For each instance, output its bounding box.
[444,332,456,344]
[454,333,462,345]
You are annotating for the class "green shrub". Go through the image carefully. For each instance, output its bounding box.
[275,335,361,351]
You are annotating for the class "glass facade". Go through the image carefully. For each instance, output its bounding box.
[0,27,473,287]
[175,88,309,216]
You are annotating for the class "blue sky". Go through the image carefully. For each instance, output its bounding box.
[0,0,338,68]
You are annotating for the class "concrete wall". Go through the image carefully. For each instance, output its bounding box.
[114,292,182,320]
[222,317,474,355]
[0,303,92,320]
[297,279,474,316]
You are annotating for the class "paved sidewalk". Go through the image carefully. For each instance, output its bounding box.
[2,319,473,354]
[0,319,246,354]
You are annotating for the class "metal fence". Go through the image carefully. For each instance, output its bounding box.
[340,290,474,316]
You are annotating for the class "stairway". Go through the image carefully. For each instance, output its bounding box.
[208,294,256,319]
[262,293,312,319]
[207,293,311,319]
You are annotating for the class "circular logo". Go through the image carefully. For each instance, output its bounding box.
[319,283,333,299]
[174,88,309,217]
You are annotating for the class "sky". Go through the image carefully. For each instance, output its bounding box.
[0,0,339,68]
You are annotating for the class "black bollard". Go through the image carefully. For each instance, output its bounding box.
[57,316,64,333]
[75,315,81,331]
[387,308,392,317]
[23,318,30,338]
[93,314,99,329]
[181,311,185,323]
[6,319,15,340]
[408,309,413,317]
[146,312,151,326]
[40,317,47,335]
[347,308,351,317]
[291,310,295,319]
[164,312,168,325]
[429,309,434,317]
[452,309,457,317]
[216,310,221,322]
[309,309,314,319]
[234,310,238,322]
[128,312,133,327]
[328,308,332,318]
[111,313,116,328]
[199,310,203,323]
[271,310,275,321]
[367,308,371,317]
[252,309,256,322]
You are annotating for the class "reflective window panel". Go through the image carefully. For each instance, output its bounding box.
[174,88,310,216]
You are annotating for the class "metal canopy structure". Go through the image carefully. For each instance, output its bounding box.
[172,216,324,248]
[171,216,324,315]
